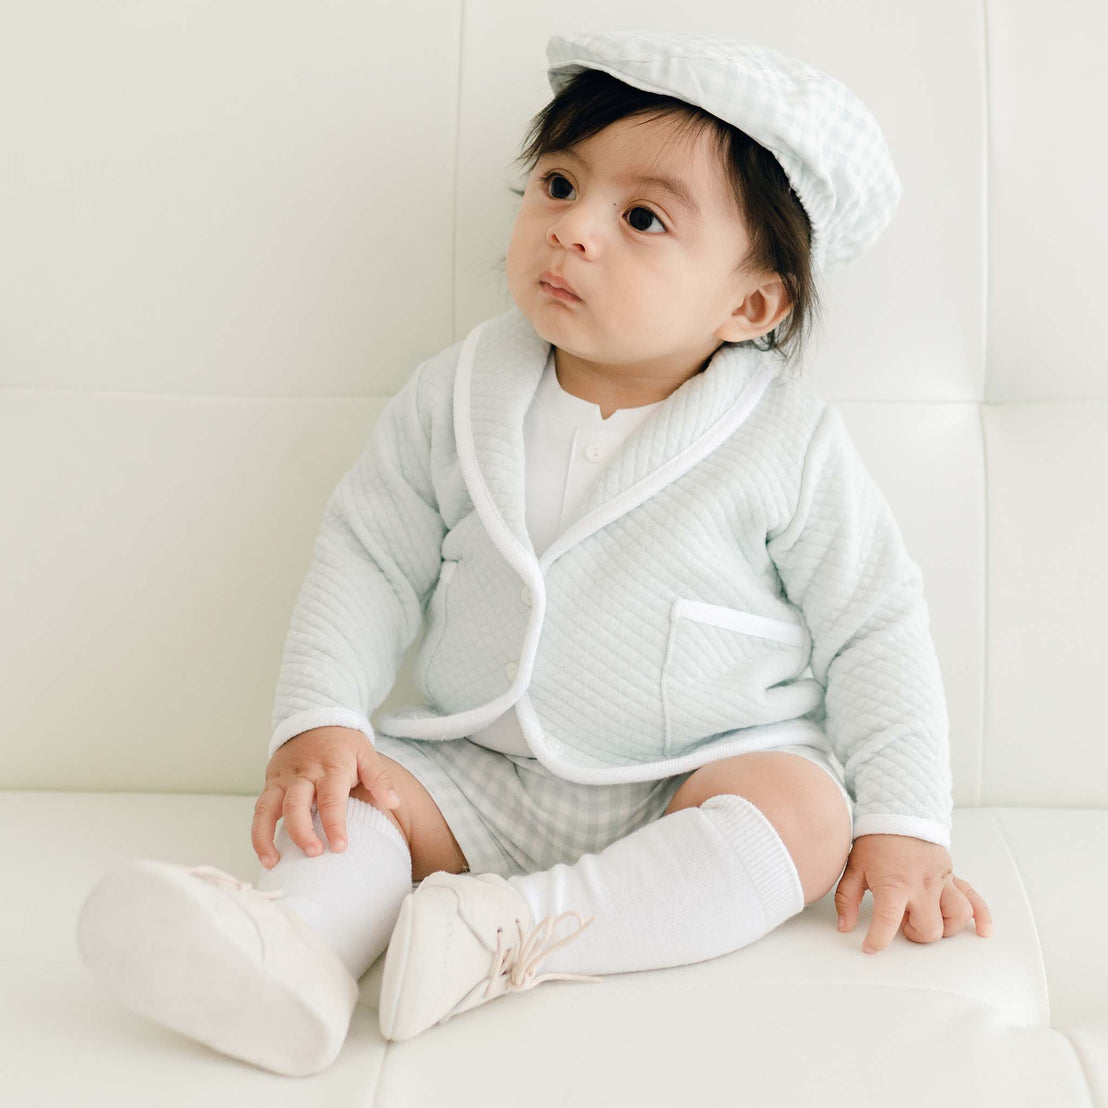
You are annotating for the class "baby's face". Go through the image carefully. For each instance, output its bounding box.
[506,112,788,390]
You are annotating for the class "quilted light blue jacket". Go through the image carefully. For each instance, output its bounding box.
[268,306,954,847]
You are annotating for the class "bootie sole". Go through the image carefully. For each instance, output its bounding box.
[76,859,358,1076]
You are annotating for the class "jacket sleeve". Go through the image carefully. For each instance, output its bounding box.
[266,359,446,761]
[766,401,954,848]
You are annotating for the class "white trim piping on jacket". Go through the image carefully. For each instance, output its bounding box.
[376,317,825,782]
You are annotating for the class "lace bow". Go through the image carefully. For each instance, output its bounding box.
[186,864,286,900]
[486,911,603,996]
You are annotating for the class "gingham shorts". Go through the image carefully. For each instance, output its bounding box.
[372,731,853,879]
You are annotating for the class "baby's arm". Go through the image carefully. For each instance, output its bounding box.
[767,401,953,848]
[267,358,445,762]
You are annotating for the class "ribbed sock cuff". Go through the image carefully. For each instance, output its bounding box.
[255,795,414,980]
[701,793,805,927]
[337,796,410,860]
[257,796,412,899]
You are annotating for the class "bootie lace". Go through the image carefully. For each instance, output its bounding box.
[186,864,286,900]
[485,912,603,997]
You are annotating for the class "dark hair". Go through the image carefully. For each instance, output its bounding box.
[505,68,822,380]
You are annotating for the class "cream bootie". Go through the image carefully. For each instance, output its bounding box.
[76,859,360,1076]
[377,870,602,1043]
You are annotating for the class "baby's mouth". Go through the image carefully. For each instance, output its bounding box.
[539,279,583,303]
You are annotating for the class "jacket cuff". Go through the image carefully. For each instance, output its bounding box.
[267,708,376,762]
[852,813,951,848]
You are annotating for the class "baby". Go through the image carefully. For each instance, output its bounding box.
[77,28,993,1077]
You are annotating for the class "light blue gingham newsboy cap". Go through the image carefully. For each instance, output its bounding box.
[546,29,902,274]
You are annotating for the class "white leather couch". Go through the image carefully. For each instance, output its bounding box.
[4,2,1106,1105]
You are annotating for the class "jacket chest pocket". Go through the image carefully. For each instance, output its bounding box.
[413,559,459,695]
[661,598,812,756]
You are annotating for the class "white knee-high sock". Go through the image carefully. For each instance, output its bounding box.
[505,793,805,977]
[254,796,413,981]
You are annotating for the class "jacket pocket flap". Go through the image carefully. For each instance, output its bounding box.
[671,598,807,647]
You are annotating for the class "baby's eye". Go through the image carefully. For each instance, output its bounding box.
[538,170,668,235]
[626,206,666,234]
[540,170,575,202]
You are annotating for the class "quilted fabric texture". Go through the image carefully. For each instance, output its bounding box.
[268,307,953,847]
[546,28,903,274]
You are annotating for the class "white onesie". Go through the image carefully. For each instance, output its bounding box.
[467,348,664,759]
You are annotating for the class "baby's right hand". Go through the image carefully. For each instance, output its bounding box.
[252,725,400,868]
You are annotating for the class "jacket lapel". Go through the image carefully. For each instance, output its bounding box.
[455,306,777,569]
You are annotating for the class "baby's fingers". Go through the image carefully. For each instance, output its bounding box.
[315,774,354,853]
[953,876,995,937]
[356,745,402,811]
[282,776,324,857]
[834,860,866,933]
[252,783,285,868]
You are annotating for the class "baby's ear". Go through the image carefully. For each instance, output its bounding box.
[720,275,790,343]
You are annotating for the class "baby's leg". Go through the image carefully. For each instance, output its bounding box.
[505,753,850,978]
[255,754,468,981]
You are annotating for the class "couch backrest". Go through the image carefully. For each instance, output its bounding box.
[3,2,1106,805]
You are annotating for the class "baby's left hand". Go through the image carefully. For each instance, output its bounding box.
[835,833,994,954]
